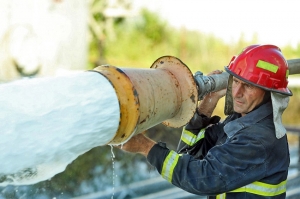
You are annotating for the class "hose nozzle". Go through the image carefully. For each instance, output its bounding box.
[194,71,229,100]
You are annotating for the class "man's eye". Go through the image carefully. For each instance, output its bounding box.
[245,84,253,89]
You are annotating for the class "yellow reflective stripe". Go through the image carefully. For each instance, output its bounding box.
[181,128,206,146]
[216,193,226,199]
[181,128,197,146]
[161,151,179,182]
[196,128,205,142]
[230,180,286,196]
[256,60,279,73]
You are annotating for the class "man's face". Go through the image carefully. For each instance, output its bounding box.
[232,77,266,116]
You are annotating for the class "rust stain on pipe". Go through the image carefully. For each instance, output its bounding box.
[92,65,140,144]
[92,56,198,144]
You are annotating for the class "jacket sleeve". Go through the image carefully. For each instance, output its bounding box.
[177,112,221,159]
[147,127,268,196]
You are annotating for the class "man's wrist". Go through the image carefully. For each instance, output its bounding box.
[141,142,155,156]
[140,136,156,156]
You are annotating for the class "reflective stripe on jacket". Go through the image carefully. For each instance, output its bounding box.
[180,127,206,146]
[147,102,289,199]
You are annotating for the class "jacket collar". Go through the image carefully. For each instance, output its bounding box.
[224,101,273,138]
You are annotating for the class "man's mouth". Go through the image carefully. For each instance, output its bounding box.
[234,99,244,105]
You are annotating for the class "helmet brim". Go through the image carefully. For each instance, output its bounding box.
[224,67,293,96]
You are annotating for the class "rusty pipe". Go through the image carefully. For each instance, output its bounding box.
[91,57,300,145]
[91,56,198,144]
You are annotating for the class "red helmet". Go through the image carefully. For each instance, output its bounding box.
[225,44,292,96]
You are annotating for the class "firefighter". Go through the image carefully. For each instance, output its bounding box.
[119,44,291,198]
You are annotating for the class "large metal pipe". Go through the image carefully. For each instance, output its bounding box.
[92,56,198,144]
[91,57,300,145]
[288,59,300,75]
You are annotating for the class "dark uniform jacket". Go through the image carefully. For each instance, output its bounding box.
[147,101,290,198]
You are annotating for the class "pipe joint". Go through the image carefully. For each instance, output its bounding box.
[194,71,216,100]
[92,56,198,144]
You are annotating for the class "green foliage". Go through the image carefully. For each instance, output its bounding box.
[93,8,300,123]
[136,9,168,45]
[92,9,266,74]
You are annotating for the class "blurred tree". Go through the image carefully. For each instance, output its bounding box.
[136,9,168,45]
[88,0,133,67]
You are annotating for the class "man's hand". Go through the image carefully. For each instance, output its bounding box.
[116,133,156,157]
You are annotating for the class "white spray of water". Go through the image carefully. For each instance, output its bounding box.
[0,72,120,186]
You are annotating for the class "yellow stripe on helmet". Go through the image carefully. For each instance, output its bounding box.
[256,60,279,73]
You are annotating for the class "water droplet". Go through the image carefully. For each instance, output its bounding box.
[110,145,115,159]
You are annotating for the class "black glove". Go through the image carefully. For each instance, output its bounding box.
[177,113,221,158]
[186,111,221,131]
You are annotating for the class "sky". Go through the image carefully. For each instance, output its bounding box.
[131,0,300,48]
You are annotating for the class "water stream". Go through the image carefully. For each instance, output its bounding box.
[110,145,116,199]
[0,72,120,186]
